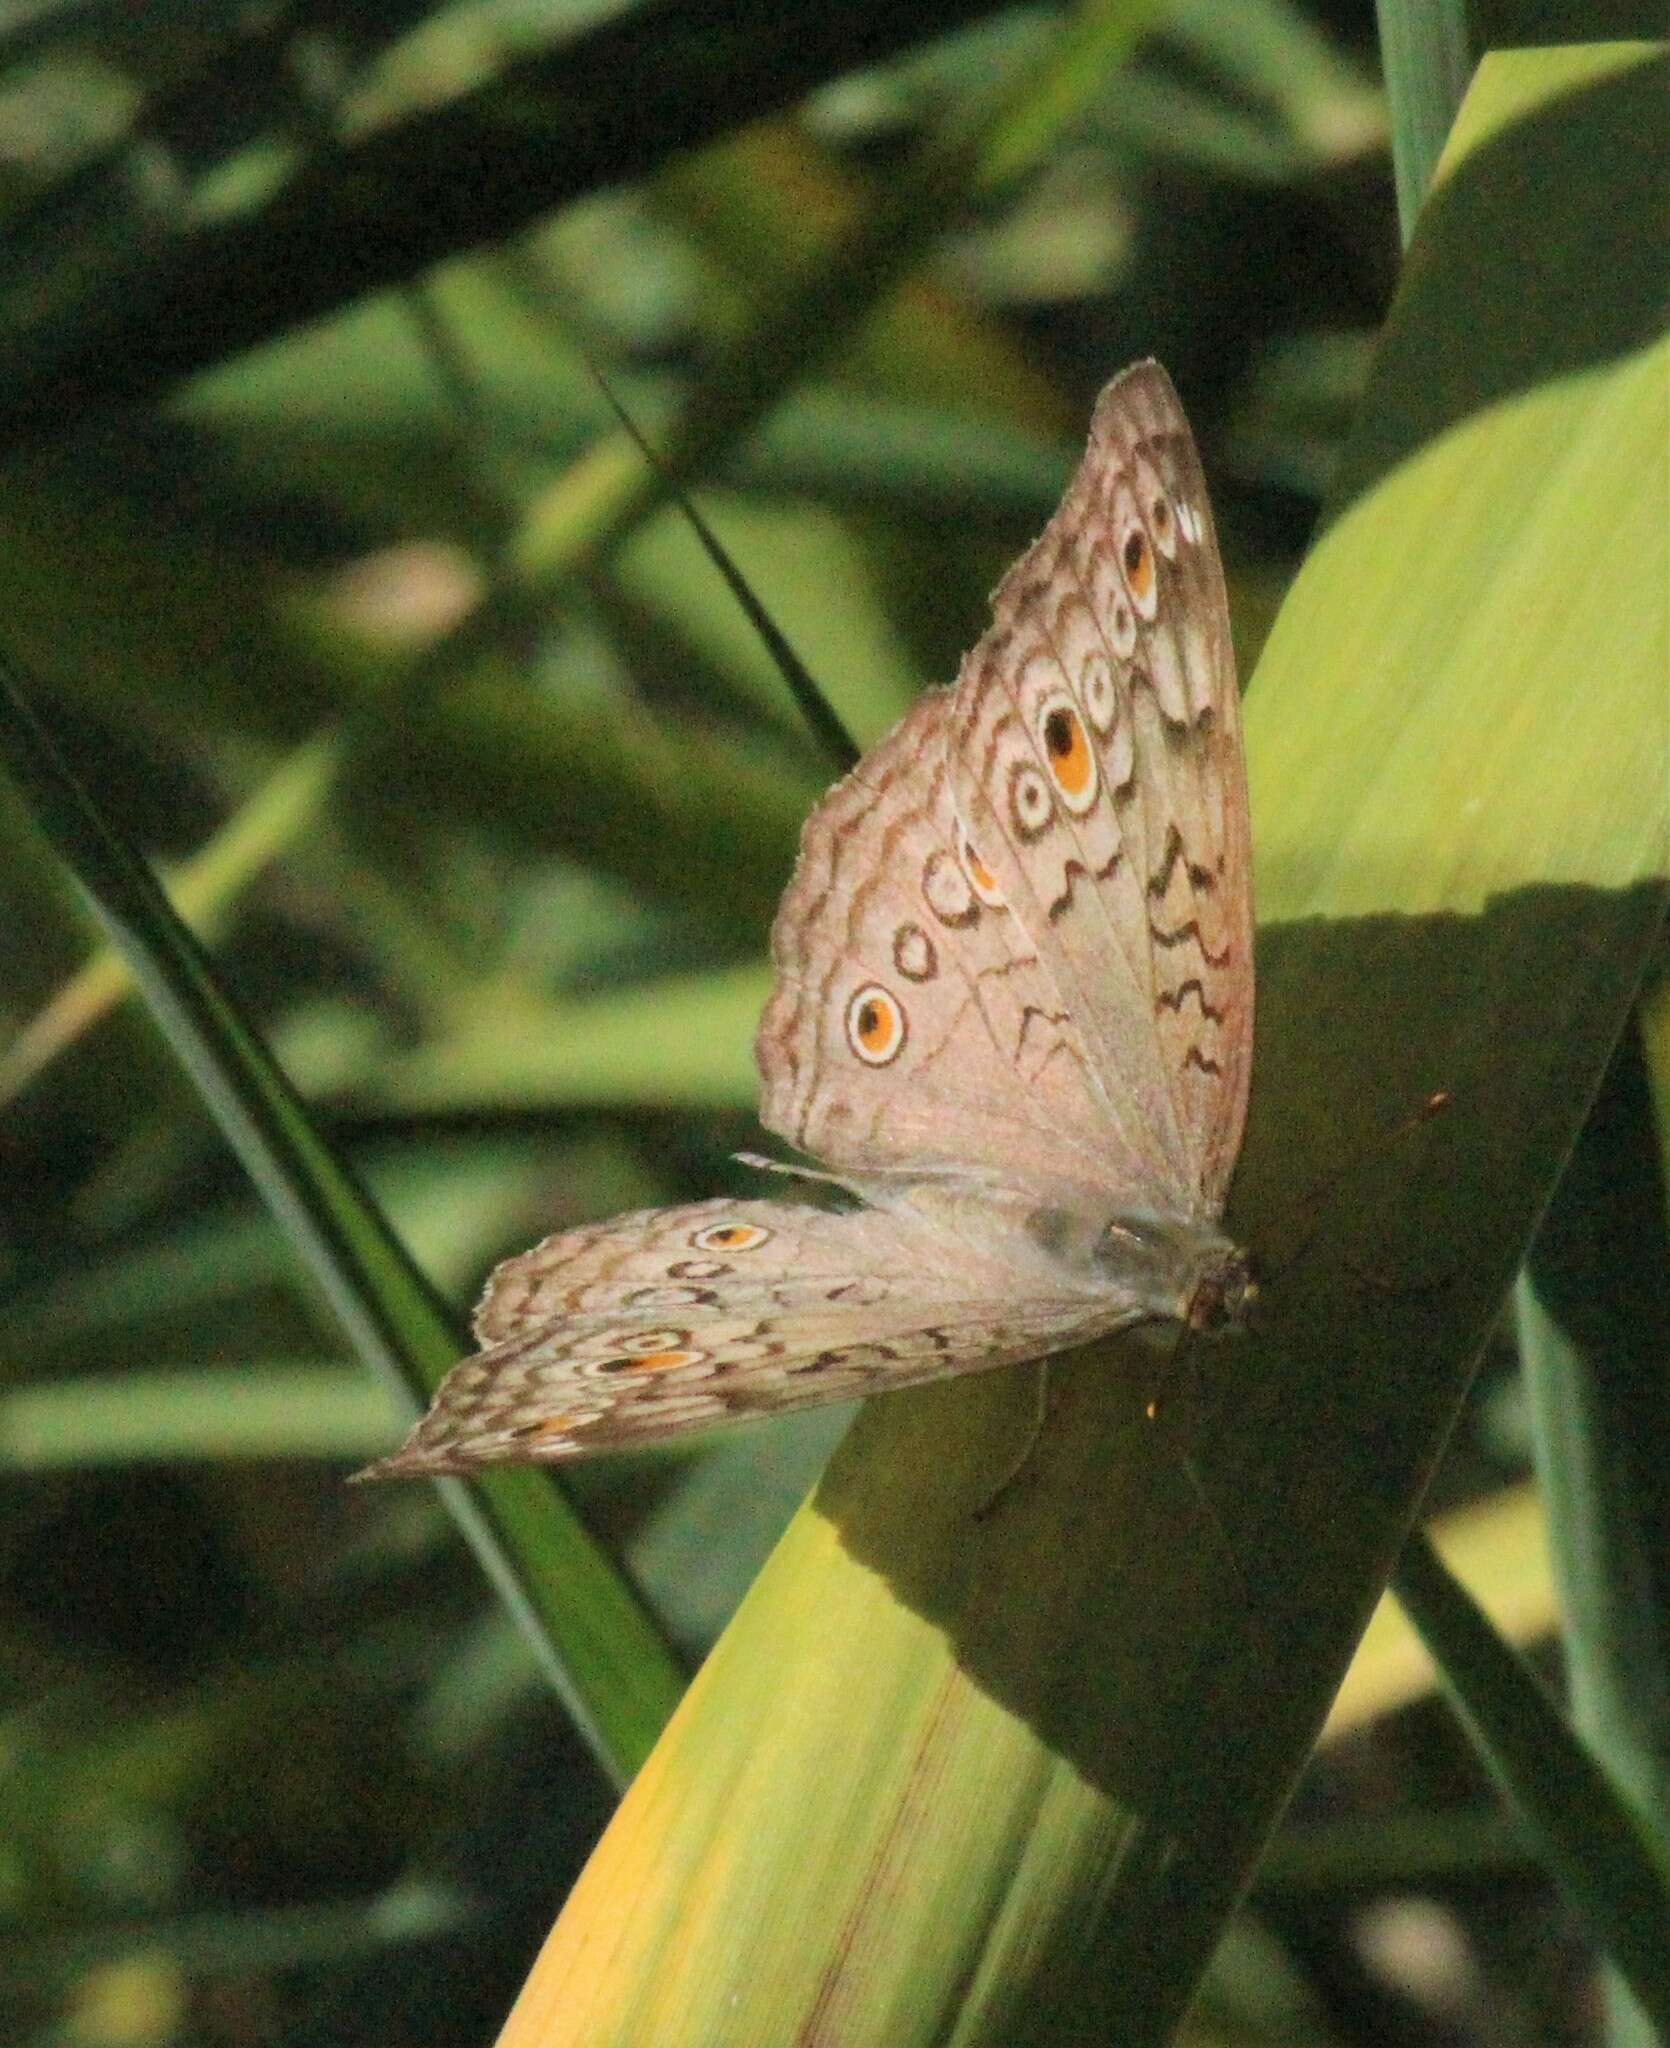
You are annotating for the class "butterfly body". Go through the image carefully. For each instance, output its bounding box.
[362,362,1255,1480]
[851,1178,1252,1332]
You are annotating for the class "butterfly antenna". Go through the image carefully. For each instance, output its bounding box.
[580,357,861,775]
[1267,1089,1453,1286]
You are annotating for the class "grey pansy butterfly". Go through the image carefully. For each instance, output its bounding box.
[361,361,1255,1480]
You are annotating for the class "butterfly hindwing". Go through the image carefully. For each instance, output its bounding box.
[362,1198,1148,1471]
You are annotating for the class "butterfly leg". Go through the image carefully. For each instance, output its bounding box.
[972,1363,1056,1521]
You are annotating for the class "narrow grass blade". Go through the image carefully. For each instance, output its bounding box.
[0,650,683,1785]
[0,1366,388,1469]
[1326,1484,1556,1736]
[368,963,768,1116]
[515,0,1168,583]
[1374,0,1473,240]
[585,362,858,773]
[1517,1020,1670,2048]
[0,735,339,1103]
[1391,1531,1670,2033]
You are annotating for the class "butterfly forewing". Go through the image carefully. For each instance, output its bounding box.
[755,691,1119,1207]
[946,362,1252,1220]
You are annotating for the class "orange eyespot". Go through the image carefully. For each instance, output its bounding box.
[1038,699,1095,810]
[690,1222,771,1252]
[594,1329,703,1374]
[616,1349,700,1373]
[510,1412,582,1439]
[958,827,1005,907]
[845,983,906,1066]
[1122,524,1154,604]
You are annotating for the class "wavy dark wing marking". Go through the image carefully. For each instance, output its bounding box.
[945,361,1253,1220]
[754,691,1126,1205]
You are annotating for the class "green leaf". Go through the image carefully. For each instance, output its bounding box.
[1374,0,1474,240]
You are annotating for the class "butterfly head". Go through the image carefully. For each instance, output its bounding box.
[1184,1246,1259,1335]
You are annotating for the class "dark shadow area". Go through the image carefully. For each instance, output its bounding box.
[1522,1018,1670,1743]
[811,875,1667,2041]
[0,0,1007,450]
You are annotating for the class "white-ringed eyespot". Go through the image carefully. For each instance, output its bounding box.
[846,984,906,1066]
[593,1329,704,1374]
[1007,760,1055,841]
[1121,522,1157,614]
[1037,696,1098,813]
[1134,452,1178,561]
[892,922,938,982]
[690,1221,772,1253]
[923,845,978,925]
[1109,594,1137,656]
[604,1328,689,1354]
[958,825,1006,907]
[1082,654,1118,735]
[510,1411,583,1439]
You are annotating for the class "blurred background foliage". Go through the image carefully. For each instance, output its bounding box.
[0,2,1661,2044]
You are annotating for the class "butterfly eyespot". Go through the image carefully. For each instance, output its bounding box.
[845,983,906,1066]
[1110,598,1137,656]
[593,1326,691,1355]
[958,826,1006,908]
[1038,698,1097,813]
[1121,524,1156,612]
[922,846,978,926]
[892,922,938,982]
[1007,760,1056,841]
[509,1413,582,1440]
[598,1347,704,1374]
[1149,493,1178,558]
[1082,655,1119,735]
[623,1283,715,1308]
[689,1222,772,1253]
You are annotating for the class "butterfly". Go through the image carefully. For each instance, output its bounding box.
[360,361,1255,1480]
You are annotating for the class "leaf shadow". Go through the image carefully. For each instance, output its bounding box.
[811,875,1666,2037]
